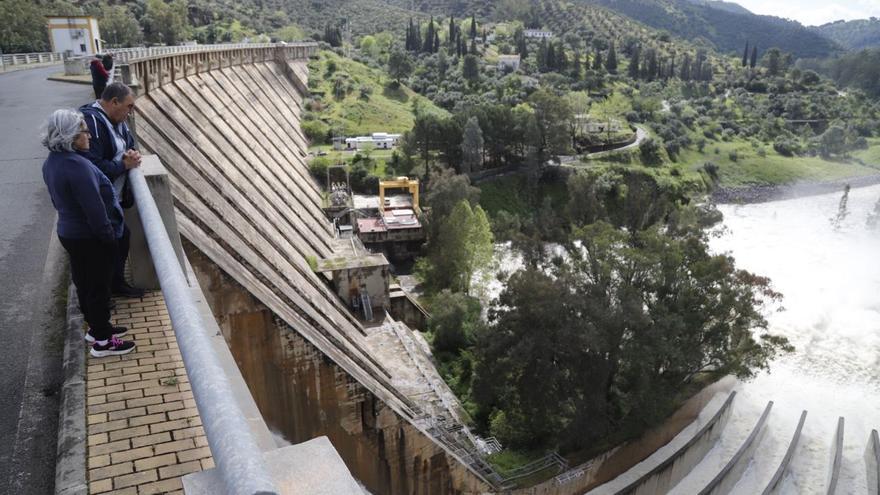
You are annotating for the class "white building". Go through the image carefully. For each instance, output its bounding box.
[46,16,102,56]
[523,29,553,39]
[497,54,521,72]
[335,132,402,150]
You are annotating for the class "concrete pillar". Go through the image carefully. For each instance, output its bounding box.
[124,155,186,289]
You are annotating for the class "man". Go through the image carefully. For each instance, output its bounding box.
[79,82,145,299]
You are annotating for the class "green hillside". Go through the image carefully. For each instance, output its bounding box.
[814,18,880,51]
[589,0,841,58]
[303,49,447,139]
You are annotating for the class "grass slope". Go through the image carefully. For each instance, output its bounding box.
[307,49,448,137]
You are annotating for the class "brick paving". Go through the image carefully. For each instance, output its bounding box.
[85,292,213,494]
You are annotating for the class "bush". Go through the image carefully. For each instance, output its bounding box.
[728,150,739,162]
[358,84,373,100]
[639,137,663,166]
[773,136,799,157]
[703,161,719,180]
[309,156,331,180]
[428,290,482,354]
[301,120,330,144]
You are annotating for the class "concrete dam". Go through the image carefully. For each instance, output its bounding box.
[124,44,494,494]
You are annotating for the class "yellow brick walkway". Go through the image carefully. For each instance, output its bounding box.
[85,292,214,494]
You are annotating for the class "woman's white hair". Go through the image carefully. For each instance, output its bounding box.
[41,109,84,153]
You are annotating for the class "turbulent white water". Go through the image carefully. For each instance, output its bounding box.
[680,184,880,494]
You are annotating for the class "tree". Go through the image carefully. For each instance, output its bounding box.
[469,14,477,40]
[473,222,791,449]
[448,16,456,47]
[529,88,573,156]
[761,47,783,76]
[750,45,758,68]
[99,5,143,48]
[462,54,480,85]
[143,0,190,46]
[424,168,480,233]
[591,48,602,71]
[425,200,494,293]
[423,17,435,53]
[387,49,413,84]
[628,46,641,79]
[428,290,482,353]
[742,41,749,67]
[605,42,618,74]
[0,0,49,52]
[461,117,484,174]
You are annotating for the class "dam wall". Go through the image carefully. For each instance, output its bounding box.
[128,44,491,494]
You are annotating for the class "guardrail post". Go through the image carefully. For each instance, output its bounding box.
[124,156,185,290]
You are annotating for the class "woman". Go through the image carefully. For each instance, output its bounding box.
[41,109,135,357]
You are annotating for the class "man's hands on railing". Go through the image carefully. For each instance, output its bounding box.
[123,149,142,170]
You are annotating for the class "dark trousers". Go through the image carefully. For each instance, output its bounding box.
[93,83,106,100]
[113,225,130,289]
[60,236,115,341]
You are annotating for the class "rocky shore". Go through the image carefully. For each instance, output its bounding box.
[712,173,880,204]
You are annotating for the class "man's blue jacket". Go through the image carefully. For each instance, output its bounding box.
[78,102,137,181]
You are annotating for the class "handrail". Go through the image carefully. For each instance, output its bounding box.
[106,42,314,63]
[1,51,64,69]
[129,167,279,495]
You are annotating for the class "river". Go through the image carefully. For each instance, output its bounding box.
[673,184,880,494]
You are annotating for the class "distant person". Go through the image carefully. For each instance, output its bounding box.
[101,53,114,73]
[41,109,136,357]
[89,54,110,99]
[79,82,145,299]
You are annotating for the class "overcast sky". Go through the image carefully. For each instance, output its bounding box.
[732,0,880,26]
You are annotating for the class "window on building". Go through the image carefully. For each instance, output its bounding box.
[80,43,86,52]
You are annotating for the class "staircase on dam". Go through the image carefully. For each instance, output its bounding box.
[122,44,501,494]
[580,390,880,495]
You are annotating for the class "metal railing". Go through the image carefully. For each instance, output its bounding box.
[129,167,279,495]
[1,51,64,70]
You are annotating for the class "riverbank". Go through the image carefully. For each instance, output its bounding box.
[712,173,880,204]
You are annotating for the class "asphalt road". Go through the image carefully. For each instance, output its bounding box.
[0,65,92,495]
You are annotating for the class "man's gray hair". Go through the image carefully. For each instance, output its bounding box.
[41,109,84,153]
[101,82,132,102]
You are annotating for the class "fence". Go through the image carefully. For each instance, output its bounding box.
[106,42,305,63]
[129,166,280,495]
[0,51,64,70]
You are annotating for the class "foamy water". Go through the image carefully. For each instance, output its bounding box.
[683,184,880,493]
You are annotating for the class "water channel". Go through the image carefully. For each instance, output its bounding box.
[682,183,880,494]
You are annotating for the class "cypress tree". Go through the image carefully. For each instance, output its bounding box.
[470,38,477,55]
[628,46,641,79]
[592,48,602,70]
[556,42,567,71]
[750,45,757,68]
[423,17,435,53]
[448,16,455,47]
[742,41,749,67]
[470,14,477,39]
[546,41,556,71]
[406,18,415,51]
[680,53,691,80]
[434,30,440,53]
[605,41,618,74]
